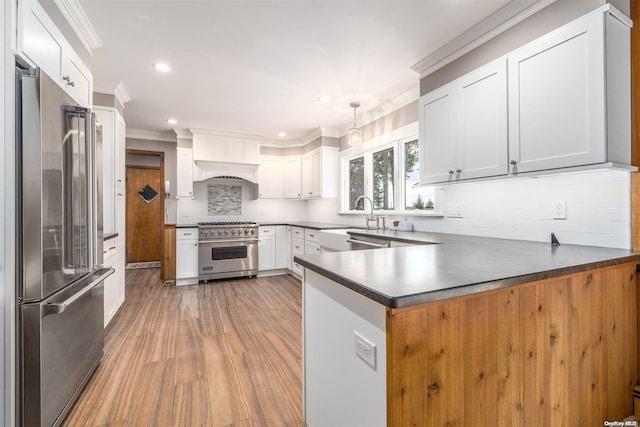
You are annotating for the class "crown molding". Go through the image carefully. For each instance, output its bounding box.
[259,127,339,148]
[93,80,131,106]
[189,128,262,140]
[173,128,193,140]
[338,85,420,137]
[52,0,102,54]
[127,128,176,143]
[411,0,556,79]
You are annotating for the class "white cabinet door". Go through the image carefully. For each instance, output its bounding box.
[301,152,314,199]
[275,225,287,269]
[258,156,283,199]
[258,226,276,271]
[176,231,198,280]
[176,147,194,198]
[18,1,93,107]
[419,87,456,184]
[285,226,292,270]
[507,10,606,173]
[283,156,302,199]
[420,58,507,184]
[310,150,322,197]
[457,60,508,180]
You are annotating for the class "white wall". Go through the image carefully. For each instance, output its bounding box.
[176,178,307,224]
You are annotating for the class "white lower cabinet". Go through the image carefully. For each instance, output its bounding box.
[103,238,125,327]
[258,226,276,271]
[275,225,288,269]
[291,237,304,276]
[259,225,289,273]
[176,228,198,285]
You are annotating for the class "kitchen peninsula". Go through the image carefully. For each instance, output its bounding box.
[296,231,640,426]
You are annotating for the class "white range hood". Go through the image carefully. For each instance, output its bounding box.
[189,129,261,184]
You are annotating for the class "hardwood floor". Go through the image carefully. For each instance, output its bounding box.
[64,269,306,427]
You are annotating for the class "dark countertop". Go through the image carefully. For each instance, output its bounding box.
[259,221,356,230]
[104,233,118,241]
[294,229,640,308]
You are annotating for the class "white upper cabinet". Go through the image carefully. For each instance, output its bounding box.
[18,0,93,107]
[192,132,260,165]
[258,156,283,199]
[283,156,302,199]
[420,58,507,184]
[507,6,631,174]
[302,147,338,199]
[176,147,194,198]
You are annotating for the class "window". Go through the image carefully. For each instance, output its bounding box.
[342,132,435,214]
[403,140,433,211]
[372,147,394,210]
[348,157,364,210]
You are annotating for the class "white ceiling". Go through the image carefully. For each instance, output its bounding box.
[79,0,513,142]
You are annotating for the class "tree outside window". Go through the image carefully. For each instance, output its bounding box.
[349,157,364,210]
[404,140,434,210]
[373,147,394,210]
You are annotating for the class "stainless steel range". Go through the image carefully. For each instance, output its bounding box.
[198,222,259,281]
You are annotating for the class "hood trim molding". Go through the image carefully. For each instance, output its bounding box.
[194,160,258,184]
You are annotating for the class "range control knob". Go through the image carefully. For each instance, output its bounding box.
[224,230,229,236]
[250,229,256,235]
[244,229,249,235]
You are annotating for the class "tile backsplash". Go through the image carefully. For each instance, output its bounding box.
[207,184,242,215]
[305,169,632,249]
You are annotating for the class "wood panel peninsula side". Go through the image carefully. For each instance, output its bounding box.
[296,231,640,427]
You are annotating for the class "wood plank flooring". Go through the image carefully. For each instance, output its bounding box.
[63,269,306,427]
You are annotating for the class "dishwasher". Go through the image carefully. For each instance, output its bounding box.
[346,234,391,250]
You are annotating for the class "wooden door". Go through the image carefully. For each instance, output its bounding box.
[126,166,162,262]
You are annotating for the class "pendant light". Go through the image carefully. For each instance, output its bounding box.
[348,102,362,146]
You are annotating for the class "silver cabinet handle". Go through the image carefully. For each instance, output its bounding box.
[62,75,76,87]
[456,169,462,173]
[510,160,517,165]
[448,170,454,174]
[308,233,315,238]
[346,238,388,248]
[44,268,114,315]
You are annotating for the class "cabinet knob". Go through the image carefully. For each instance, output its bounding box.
[510,160,517,165]
[456,169,462,173]
[259,193,262,197]
[448,170,454,175]
[62,75,75,87]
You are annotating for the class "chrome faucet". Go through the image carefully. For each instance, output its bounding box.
[354,195,379,230]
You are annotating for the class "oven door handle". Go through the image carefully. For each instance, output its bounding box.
[199,239,259,244]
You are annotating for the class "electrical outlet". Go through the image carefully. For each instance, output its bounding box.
[552,200,567,220]
[260,209,266,215]
[354,331,376,369]
[447,203,463,218]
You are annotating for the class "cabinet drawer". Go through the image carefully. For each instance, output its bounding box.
[305,229,320,243]
[176,228,198,240]
[305,241,321,255]
[292,226,305,239]
[292,237,305,255]
[259,226,276,236]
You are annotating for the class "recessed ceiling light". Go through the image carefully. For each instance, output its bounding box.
[318,95,331,103]
[166,118,177,125]
[278,131,286,137]
[154,62,171,72]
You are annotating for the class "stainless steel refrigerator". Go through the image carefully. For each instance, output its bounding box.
[16,67,114,427]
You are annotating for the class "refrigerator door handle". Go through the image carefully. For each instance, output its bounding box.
[43,268,114,316]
